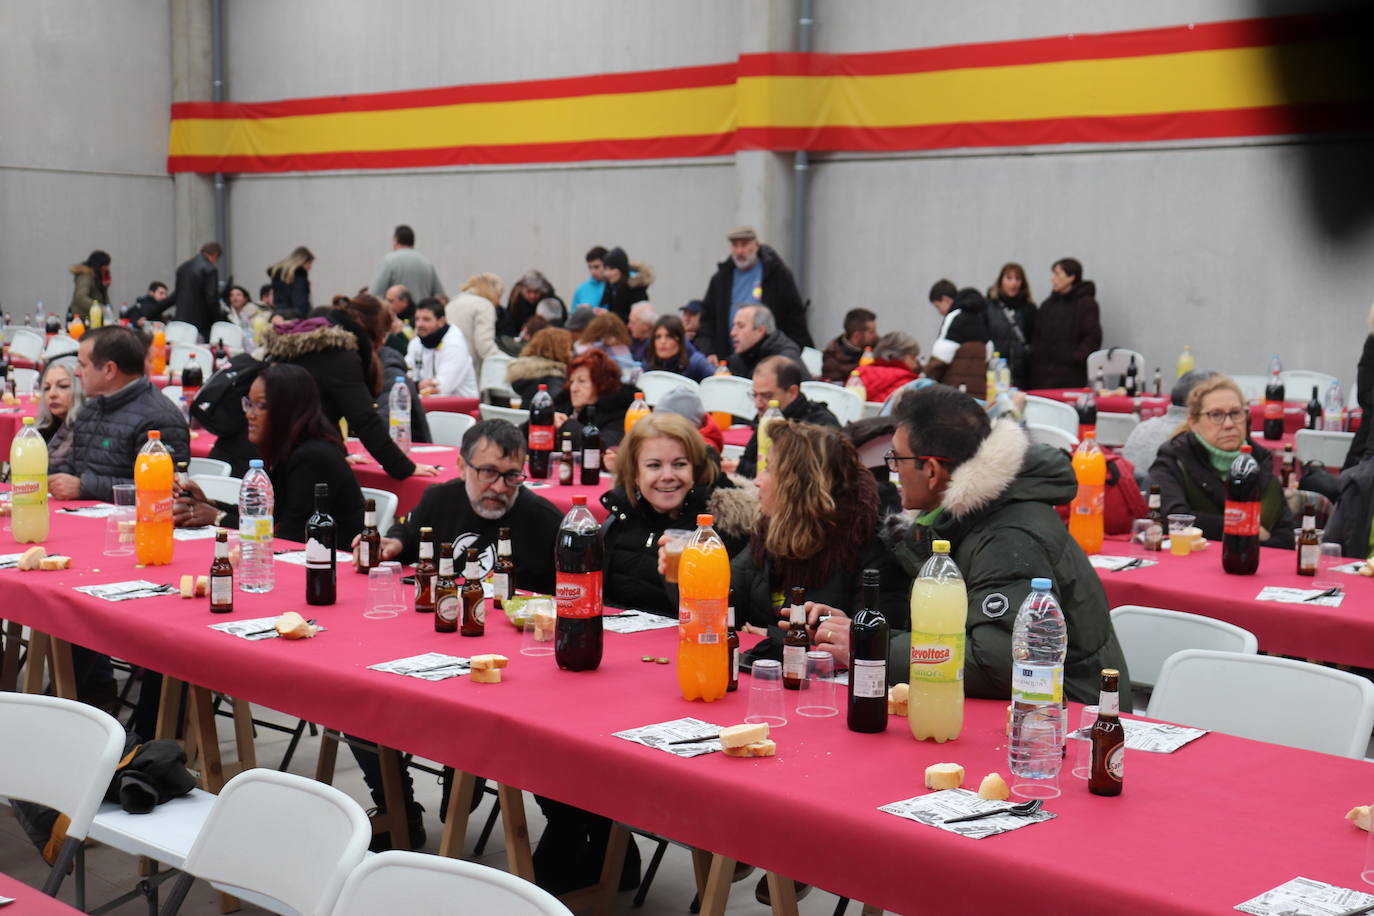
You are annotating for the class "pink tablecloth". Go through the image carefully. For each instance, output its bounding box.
[0,873,82,913]
[1248,402,1362,435]
[419,396,480,418]
[721,426,752,448]
[5,509,1373,915]
[0,401,39,456]
[1026,388,1171,419]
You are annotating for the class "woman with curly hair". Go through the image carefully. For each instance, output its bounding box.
[552,347,640,451]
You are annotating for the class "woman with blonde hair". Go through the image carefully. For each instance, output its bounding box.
[1149,373,1295,548]
[35,357,85,467]
[266,245,314,318]
[446,272,503,372]
[506,327,572,401]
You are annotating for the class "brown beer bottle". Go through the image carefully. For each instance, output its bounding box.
[492,527,515,613]
[1296,511,1320,576]
[782,587,808,690]
[356,498,381,573]
[434,544,458,633]
[726,587,740,693]
[460,548,485,636]
[1146,484,1163,524]
[558,432,575,487]
[414,526,436,613]
[209,529,234,613]
[1089,668,1125,796]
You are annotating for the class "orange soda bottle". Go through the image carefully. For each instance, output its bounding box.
[68,313,86,340]
[135,430,174,565]
[151,325,167,376]
[677,513,730,702]
[624,392,651,435]
[1068,432,1106,555]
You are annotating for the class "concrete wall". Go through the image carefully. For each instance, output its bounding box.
[0,1,174,317]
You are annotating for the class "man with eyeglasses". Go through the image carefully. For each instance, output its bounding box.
[726,355,838,477]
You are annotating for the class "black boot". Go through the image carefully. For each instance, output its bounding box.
[368,802,426,852]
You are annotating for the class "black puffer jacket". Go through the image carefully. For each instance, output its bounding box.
[1149,432,1295,549]
[263,314,416,479]
[1029,279,1102,389]
[170,252,221,339]
[698,244,810,357]
[269,266,311,319]
[57,377,191,500]
[601,477,757,616]
[736,392,839,478]
[725,328,807,380]
[1325,456,1374,558]
[506,355,568,403]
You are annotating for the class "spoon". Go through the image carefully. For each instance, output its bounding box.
[942,798,1044,824]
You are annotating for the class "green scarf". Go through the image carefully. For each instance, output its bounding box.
[1193,432,1242,475]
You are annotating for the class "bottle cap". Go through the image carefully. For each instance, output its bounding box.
[538,384,548,390]
[1240,444,1252,453]
[395,375,404,383]
[148,430,161,440]
[932,539,950,553]
[768,399,780,408]
[1101,668,1119,678]
[1031,577,1052,590]
[696,514,713,526]
[21,417,32,426]
[635,392,644,400]
[572,494,586,506]
[249,459,264,468]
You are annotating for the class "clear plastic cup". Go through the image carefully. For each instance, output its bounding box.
[521,596,556,656]
[661,529,693,584]
[1131,518,1163,554]
[745,659,787,727]
[1071,705,1099,779]
[1168,514,1197,556]
[104,484,137,556]
[364,563,404,618]
[1315,542,1345,590]
[1009,706,1063,800]
[795,651,839,718]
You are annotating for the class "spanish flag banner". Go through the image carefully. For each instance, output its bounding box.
[167,14,1370,174]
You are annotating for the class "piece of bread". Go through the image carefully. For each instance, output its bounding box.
[275,611,316,639]
[18,546,46,571]
[1348,805,1372,832]
[471,668,502,684]
[470,654,509,671]
[720,723,770,749]
[977,772,1010,801]
[1360,563,1374,578]
[887,683,909,716]
[924,762,964,790]
[195,576,209,597]
[179,574,195,598]
[38,555,71,571]
[722,739,776,758]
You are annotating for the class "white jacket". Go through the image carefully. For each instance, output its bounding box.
[405,324,478,398]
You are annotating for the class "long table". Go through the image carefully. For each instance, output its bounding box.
[0,872,82,913]
[5,508,1374,915]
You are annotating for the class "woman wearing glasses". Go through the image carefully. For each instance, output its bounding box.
[1149,374,1296,548]
[173,364,365,544]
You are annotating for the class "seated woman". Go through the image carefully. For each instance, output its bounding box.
[857,331,922,404]
[602,412,754,616]
[173,363,366,544]
[1149,374,1296,549]
[507,327,572,402]
[640,314,712,381]
[553,348,639,451]
[35,357,84,467]
[573,311,636,372]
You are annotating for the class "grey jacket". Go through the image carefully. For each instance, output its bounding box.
[58,378,191,500]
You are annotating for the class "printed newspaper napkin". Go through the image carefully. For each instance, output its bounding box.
[603,610,680,635]
[368,653,471,681]
[880,788,1055,839]
[74,580,179,602]
[1067,717,1207,754]
[1256,586,1344,607]
[614,717,726,758]
[1087,554,1159,572]
[1235,876,1374,915]
[209,617,327,641]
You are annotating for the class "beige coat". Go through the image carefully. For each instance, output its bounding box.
[445,291,501,375]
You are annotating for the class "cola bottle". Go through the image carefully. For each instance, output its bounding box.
[1263,355,1285,440]
[1075,391,1097,439]
[555,494,604,671]
[1222,444,1262,575]
[527,384,555,479]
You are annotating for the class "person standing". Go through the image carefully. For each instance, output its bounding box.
[68,250,112,321]
[167,242,222,340]
[923,281,992,396]
[597,248,652,324]
[1029,257,1102,390]
[570,246,608,309]
[697,226,809,359]
[266,246,314,319]
[369,224,446,303]
[446,273,504,375]
[986,262,1036,389]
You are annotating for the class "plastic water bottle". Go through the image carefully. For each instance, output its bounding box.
[388,376,411,452]
[1323,380,1345,432]
[1008,578,1067,798]
[238,459,275,593]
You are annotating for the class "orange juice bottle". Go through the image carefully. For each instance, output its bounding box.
[1068,433,1106,555]
[151,325,167,376]
[135,430,174,565]
[624,392,651,435]
[677,513,730,702]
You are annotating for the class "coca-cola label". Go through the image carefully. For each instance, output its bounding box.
[556,572,602,619]
[1263,401,1282,420]
[1223,500,1261,536]
[529,426,554,451]
[908,631,965,684]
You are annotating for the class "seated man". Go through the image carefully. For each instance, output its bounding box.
[809,384,1131,706]
[725,305,807,380]
[821,307,877,380]
[404,297,477,398]
[729,355,838,478]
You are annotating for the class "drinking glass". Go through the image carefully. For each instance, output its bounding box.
[1071,705,1100,779]
[1314,542,1345,591]
[364,563,404,618]
[1167,514,1196,556]
[1131,518,1163,554]
[1362,809,1374,886]
[795,651,839,717]
[661,529,693,584]
[521,596,556,656]
[104,484,137,557]
[745,659,787,727]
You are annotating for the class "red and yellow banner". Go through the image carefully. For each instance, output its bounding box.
[167,14,1370,174]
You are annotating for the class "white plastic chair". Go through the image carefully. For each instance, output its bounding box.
[209,321,244,350]
[427,410,476,448]
[8,328,44,362]
[800,381,863,425]
[1295,428,1354,468]
[1109,606,1258,693]
[11,367,39,396]
[162,385,184,405]
[1,324,31,343]
[1150,649,1374,759]
[479,403,531,426]
[42,334,79,360]
[1094,411,1139,448]
[480,352,514,401]
[0,693,125,897]
[195,474,242,505]
[361,487,399,536]
[1281,370,1339,401]
[1023,395,1079,438]
[170,343,214,374]
[1025,423,1078,451]
[862,400,883,419]
[164,320,200,346]
[157,768,372,916]
[699,374,757,422]
[636,371,698,407]
[330,850,572,916]
[189,457,232,478]
[800,346,823,378]
[1229,374,1267,403]
[1087,348,1146,385]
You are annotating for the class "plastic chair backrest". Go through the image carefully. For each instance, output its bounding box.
[194,474,242,505]
[1149,649,1374,758]
[360,487,399,536]
[164,321,200,346]
[330,850,572,916]
[1280,370,1339,400]
[170,344,214,373]
[427,410,476,448]
[1086,348,1146,383]
[9,329,44,362]
[42,335,80,360]
[1109,605,1258,691]
[636,371,698,407]
[479,353,514,398]
[0,694,124,840]
[1023,395,1079,437]
[478,403,531,427]
[1024,422,1078,452]
[698,375,757,422]
[1094,411,1139,447]
[800,381,863,425]
[1294,428,1354,469]
[180,768,371,916]
[1228,374,1268,402]
[11,367,38,394]
[188,457,232,478]
[162,386,184,405]
[800,346,823,378]
[209,321,245,350]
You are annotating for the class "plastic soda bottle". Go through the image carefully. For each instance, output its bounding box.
[677,513,730,702]
[859,347,875,367]
[1009,578,1067,797]
[68,313,85,340]
[756,399,784,475]
[134,431,174,565]
[1068,433,1106,555]
[1176,345,1195,378]
[151,325,168,376]
[845,370,867,402]
[908,539,966,742]
[88,304,104,329]
[624,392,651,435]
[10,417,49,543]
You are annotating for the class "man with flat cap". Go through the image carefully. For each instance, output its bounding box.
[697,226,810,360]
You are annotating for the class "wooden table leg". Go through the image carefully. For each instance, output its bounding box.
[690,847,713,902]
[438,770,478,858]
[228,698,258,778]
[696,852,737,916]
[314,729,339,785]
[0,619,23,691]
[21,629,49,694]
[497,783,535,881]
[48,637,77,700]
[559,821,630,915]
[186,684,240,914]
[376,747,411,851]
[155,676,183,740]
[764,872,799,916]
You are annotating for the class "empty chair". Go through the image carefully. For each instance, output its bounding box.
[11,367,38,396]
[1228,374,1267,403]
[1295,428,1354,469]
[800,345,823,378]
[1,324,31,344]
[1086,348,1146,386]
[188,457,232,478]
[800,381,863,425]
[209,321,245,351]
[1094,411,1139,448]
[1281,370,1339,401]
[1109,605,1258,693]
[194,474,242,505]
[479,403,530,426]
[170,343,214,374]
[42,334,79,361]
[360,487,399,536]
[162,385,184,405]
[1149,649,1374,759]
[427,410,476,448]
[1023,395,1079,438]
[330,850,572,916]
[478,352,515,401]
[0,693,125,898]
[698,374,756,423]
[636,370,699,407]
[1025,423,1078,451]
[164,320,200,346]
[8,329,44,362]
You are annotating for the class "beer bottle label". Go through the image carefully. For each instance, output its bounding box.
[1105,742,1125,781]
[851,658,886,698]
[556,571,602,619]
[782,644,806,680]
[1299,544,1320,570]
[730,648,740,680]
[492,573,510,600]
[1011,664,1063,704]
[1223,500,1261,536]
[908,631,965,684]
[437,595,459,623]
[471,595,486,624]
[1099,690,1119,716]
[357,541,369,567]
[211,576,232,606]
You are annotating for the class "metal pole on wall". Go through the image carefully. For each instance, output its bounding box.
[789,0,814,300]
[210,0,228,283]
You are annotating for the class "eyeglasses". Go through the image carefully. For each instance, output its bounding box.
[1200,409,1246,426]
[884,449,945,473]
[241,396,268,415]
[470,465,526,487]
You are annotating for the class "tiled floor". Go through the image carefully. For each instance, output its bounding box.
[1,685,844,915]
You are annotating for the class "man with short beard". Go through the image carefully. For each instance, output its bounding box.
[696,225,809,358]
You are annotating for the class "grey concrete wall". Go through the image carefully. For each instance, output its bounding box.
[0,1,175,316]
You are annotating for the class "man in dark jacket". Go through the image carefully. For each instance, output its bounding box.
[167,242,222,340]
[924,281,992,396]
[697,226,810,358]
[731,355,837,478]
[725,305,807,379]
[49,326,191,501]
[821,307,877,381]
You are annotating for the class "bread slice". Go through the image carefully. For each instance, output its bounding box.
[275,612,315,639]
[179,574,195,598]
[720,722,769,749]
[18,546,46,571]
[722,739,776,758]
[887,682,909,716]
[38,555,71,571]
[924,762,964,790]
[1348,805,1372,832]
[977,772,1010,800]
[471,668,502,685]
[470,654,509,671]
[195,575,210,597]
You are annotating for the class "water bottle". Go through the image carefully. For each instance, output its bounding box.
[1008,578,1067,798]
[388,376,412,452]
[1323,380,1345,432]
[238,459,275,593]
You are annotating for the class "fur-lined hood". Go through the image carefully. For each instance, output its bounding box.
[627,261,655,290]
[942,419,1029,520]
[262,320,359,361]
[506,355,567,384]
[69,263,95,276]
